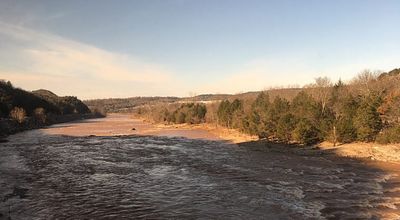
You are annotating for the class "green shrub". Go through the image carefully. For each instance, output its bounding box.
[354,95,382,141]
[217,99,243,128]
[292,119,320,145]
[336,117,357,143]
[241,113,260,136]
[176,112,186,124]
[376,125,400,144]
[276,113,296,142]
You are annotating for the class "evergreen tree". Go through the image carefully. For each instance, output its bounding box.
[336,116,357,143]
[242,111,260,136]
[276,113,296,142]
[268,96,291,138]
[217,100,231,127]
[354,94,382,141]
[291,91,321,121]
[176,112,186,124]
[292,118,320,145]
[230,99,244,129]
[250,92,271,138]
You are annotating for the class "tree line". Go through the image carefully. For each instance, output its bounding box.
[216,89,383,145]
[215,69,400,145]
[136,68,400,145]
[134,102,207,124]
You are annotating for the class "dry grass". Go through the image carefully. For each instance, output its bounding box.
[318,141,400,163]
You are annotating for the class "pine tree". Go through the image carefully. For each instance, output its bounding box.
[251,92,271,138]
[276,113,296,142]
[354,94,382,141]
[292,118,320,145]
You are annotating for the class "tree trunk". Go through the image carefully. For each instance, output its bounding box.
[333,125,337,147]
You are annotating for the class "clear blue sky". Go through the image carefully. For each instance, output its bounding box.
[0,0,399,99]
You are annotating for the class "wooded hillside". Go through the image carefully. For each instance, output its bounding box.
[0,80,91,119]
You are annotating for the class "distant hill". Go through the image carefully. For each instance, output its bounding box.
[180,94,232,102]
[32,89,59,100]
[0,81,90,118]
[85,88,303,113]
[33,89,90,115]
[84,68,400,114]
[84,96,180,113]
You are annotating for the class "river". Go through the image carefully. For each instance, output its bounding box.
[1,116,399,219]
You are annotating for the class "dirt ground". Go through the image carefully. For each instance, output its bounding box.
[318,142,400,164]
[42,113,222,141]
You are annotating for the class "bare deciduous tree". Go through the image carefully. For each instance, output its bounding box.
[350,70,381,95]
[309,76,332,114]
[10,107,26,123]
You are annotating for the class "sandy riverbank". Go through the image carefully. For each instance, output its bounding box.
[42,113,257,143]
[42,113,221,141]
[41,113,400,164]
[150,121,258,143]
[318,142,400,163]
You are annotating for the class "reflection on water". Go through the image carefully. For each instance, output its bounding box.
[0,133,399,219]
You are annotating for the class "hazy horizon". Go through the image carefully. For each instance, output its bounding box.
[1,0,399,99]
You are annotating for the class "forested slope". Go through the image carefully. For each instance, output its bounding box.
[0,81,90,118]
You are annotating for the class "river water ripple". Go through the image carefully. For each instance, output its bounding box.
[1,132,399,219]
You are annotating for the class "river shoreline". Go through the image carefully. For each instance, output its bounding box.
[2,113,400,219]
[129,115,400,164]
[36,113,400,164]
[2,117,400,219]
[0,113,103,139]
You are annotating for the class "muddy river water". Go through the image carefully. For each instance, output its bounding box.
[1,117,400,219]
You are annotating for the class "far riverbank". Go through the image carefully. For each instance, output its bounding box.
[0,113,103,138]
[40,113,400,164]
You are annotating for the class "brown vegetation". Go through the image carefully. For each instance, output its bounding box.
[9,107,26,123]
